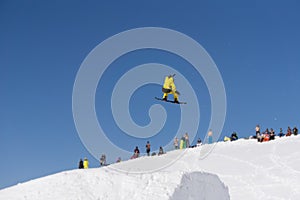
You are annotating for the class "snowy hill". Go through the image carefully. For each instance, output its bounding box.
[1,136,300,200]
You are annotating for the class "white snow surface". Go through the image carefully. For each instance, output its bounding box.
[1,135,300,200]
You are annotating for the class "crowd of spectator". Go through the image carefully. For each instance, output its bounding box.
[252,125,298,142]
[78,125,298,169]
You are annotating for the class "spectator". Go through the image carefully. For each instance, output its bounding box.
[255,125,260,139]
[83,157,89,169]
[134,146,140,155]
[174,137,179,149]
[208,129,213,144]
[180,135,186,149]
[254,125,261,138]
[293,127,298,136]
[269,128,275,140]
[224,136,231,142]
[196,138,202,147]
[286,126,292,136]
[278,128,284,137]
[100,154,106,166]
[158,146,164,155]
[146,141,151,156]
[230,132,238,141]
[255,125,263,142]
[262,128,270,142]
[185,133,190,148]
[116,157,121,163]
[131,146,140,159]
[78,159,84,169]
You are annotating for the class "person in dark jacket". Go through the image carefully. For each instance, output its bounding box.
[230,132,238,141]
[269,128,276,140]
[196,138,202,147]
[100,154,106,166]
[293,127,298,136]
[131,146,140,159]
[134,146,140,155]
[78,159,84,169]
[254,125,260,139]
[146,141,151,156]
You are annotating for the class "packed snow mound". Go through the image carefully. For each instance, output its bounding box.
[0,169,227,200]
[171,172,230,200]
[1,135,300,200]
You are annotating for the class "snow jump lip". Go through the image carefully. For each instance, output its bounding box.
[170,172,230,200]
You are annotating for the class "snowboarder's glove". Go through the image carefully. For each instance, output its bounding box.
[175,90,180,95]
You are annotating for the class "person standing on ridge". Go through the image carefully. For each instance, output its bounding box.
[180,135,186,149]
[208,129,213,144]
[146,141,151,156]
[185,133,190,148]
[100,154,106,166]
[255,125,260,139]
[83,157,89,169]
[78,159,84,169]
[174,137,179,149]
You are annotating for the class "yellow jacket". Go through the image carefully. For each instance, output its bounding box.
[163,76,176,91]
[83,159,89,169]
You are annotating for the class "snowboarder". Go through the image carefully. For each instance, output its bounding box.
[162,74,180,103]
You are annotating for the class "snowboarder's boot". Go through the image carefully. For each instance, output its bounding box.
[163,96,168,101]
[174,98,179,104]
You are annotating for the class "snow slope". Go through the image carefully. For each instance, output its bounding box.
[1,135,300,200]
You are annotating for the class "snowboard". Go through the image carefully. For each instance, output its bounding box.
[155,97,187,104]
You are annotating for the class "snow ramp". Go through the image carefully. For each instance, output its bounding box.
[170,172,230,200]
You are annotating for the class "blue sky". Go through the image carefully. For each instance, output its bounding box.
[1,0,300,189]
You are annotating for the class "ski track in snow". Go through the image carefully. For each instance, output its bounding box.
[1,135,300,200]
